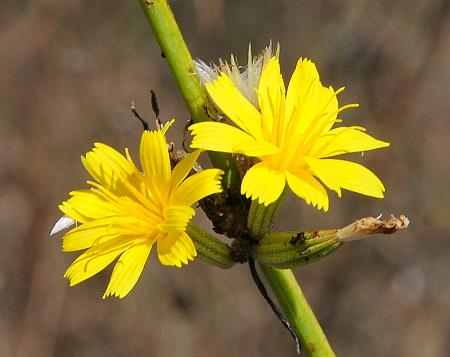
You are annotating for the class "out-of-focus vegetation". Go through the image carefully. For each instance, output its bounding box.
[1,1,449,356]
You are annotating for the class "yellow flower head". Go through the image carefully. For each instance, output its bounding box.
[54,121,223,298]
[190,57,390,211]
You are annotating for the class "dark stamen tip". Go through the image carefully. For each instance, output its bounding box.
[130,101,150,131]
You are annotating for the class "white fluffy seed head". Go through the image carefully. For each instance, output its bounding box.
[194,42,280,108]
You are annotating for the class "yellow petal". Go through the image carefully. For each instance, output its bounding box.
[82,143,140,196]
[189,122,279,156]
[308,158,385,198]
[285,170,329,211]
[64,236,132,286]
[170,150,202,191]
[206,73,264,138]
[257,57,286,143]
[285,58,320,121]
[62,216,149,251]
[305,157,342,196]
[158,205,195,233]
[171,169,223,206]
[157,232,196,267]
[311,127,390,158]
[237,139,280,157]
[59,189,121,224]
[103,241,152,298]
[284,59,339,140]
[170,150,202,193]
[178,232,197,258]
[157,233,184,266]
[139,130,171,190]
[241,163,286,206]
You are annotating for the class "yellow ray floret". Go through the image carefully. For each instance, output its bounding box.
[190,57,389,210]
[56,125,223,298]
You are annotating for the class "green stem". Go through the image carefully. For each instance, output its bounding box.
[138,0,239,188]
[260,265,335,357]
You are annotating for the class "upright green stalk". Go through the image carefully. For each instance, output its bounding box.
[138,0,238,188]
[260,266,335,356]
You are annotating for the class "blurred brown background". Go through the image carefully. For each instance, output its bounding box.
[1,0,449,356]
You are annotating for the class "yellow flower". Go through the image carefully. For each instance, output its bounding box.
[190,57,390,211]
[54,121,223,298]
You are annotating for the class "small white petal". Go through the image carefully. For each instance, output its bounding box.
[194,59,219,85]
[50,215,75,236]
